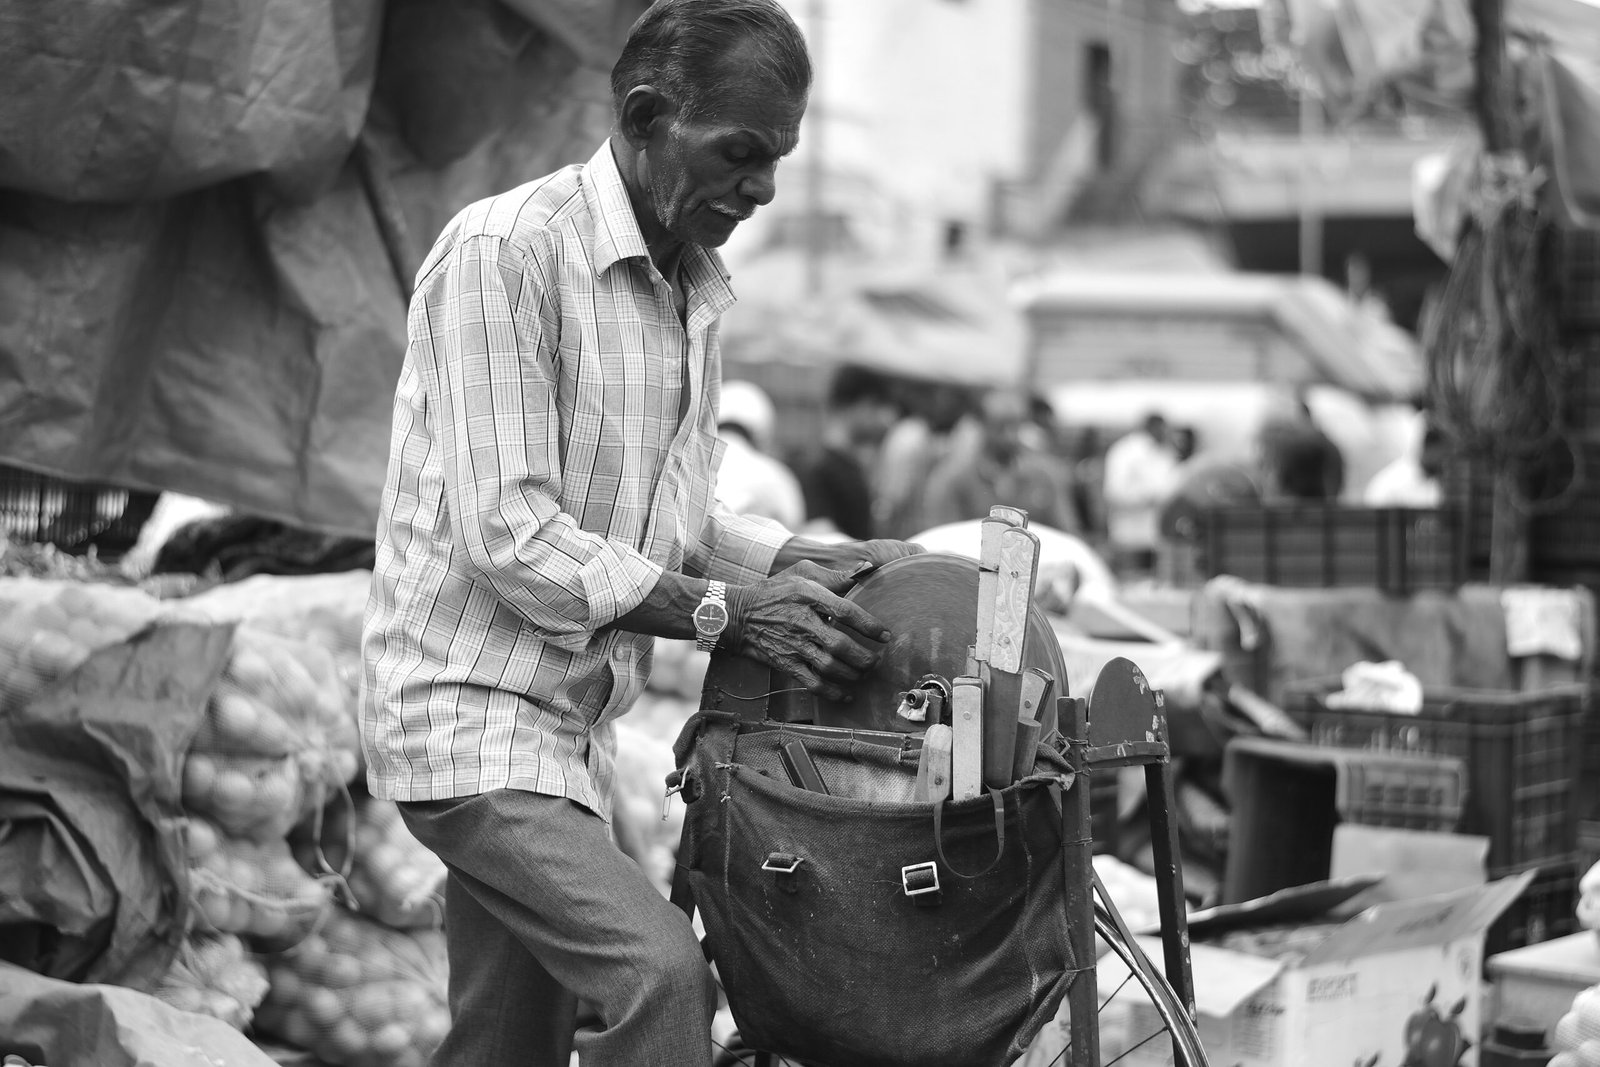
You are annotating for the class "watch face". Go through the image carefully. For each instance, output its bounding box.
[694,600,729,634]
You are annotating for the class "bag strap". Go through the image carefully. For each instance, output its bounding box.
[932,787,1006,879]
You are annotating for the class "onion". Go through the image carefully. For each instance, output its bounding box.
[212,767,255,814]
[304,986,344,1028]
[200,888,233,931]
[186,817,219,861]
[323,953,364,990]
[369,1022,411,1057]
[326,1017,370,1062]
[183,754,218,801]
[346,985,395,1030]
[211,692,262,747]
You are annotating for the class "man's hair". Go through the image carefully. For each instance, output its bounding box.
[828,364,894,410]
[611,0,812,121]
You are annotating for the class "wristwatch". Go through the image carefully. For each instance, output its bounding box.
[693,580,730,653]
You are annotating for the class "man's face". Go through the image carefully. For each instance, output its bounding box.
[847,399,897,448]
[642,50,805,249]
[982,394,1027,464]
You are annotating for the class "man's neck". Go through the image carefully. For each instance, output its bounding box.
[610,138,687,279]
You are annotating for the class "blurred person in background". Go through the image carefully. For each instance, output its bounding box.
[1102,413,1180,573]
[1070,425,1108,543]
[1025,393,1066,457]
[716,380,806,529]
[1158,427,1262,543]
[875,381,981,539]
[1257,417,1346,502]
[792,364,900,540]
[1364,420,1447,508]
[1171,425,1198,464]
[921,388,1077,532]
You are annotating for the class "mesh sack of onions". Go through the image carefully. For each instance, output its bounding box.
[254,906,450,1067]
[154,931,270,1031]
[183,628,360,841]
[184,815,333,949]
[0,577,181,714]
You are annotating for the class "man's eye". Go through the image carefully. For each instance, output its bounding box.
[727,147,752,164]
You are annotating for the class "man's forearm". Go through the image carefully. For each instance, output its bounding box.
[768,536,853,575]
[612,571,713,640]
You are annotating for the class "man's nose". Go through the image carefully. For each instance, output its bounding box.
[740,162,777,206]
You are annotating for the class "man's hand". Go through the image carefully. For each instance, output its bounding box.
[725,561,894,702]
[768,536,925,577]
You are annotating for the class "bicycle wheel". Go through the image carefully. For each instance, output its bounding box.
[1055,870,1209,1067]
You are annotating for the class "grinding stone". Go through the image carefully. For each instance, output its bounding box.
[810,553,1068,734]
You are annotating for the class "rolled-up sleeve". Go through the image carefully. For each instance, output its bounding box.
[415,233,663,650]
[689,499,791,583]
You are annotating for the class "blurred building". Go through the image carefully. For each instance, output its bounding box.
[722,0,1460,332]
[1001,0,1465,333]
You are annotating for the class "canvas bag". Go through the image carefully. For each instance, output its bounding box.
[671,711,1084,1067]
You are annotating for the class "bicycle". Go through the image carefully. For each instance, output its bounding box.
[672,545,1210,1067]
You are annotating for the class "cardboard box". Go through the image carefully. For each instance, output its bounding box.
[1111,871,1535,1067]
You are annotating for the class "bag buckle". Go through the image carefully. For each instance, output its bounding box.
[901,861,942,907]
[762,852,804,893]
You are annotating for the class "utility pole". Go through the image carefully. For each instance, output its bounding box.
[804,0,826,298]
[1297,82,1324,277]
[1472,0,1530,583]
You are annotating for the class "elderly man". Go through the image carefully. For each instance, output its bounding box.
[360,2,921,1064]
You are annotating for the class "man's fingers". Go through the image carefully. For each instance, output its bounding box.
[803,564,868,596]
[818,626,879,673]
[778,572,892,643]
[825,596,892,644]
[782,659,851,704]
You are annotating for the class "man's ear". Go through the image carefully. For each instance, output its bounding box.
[618,86,674,150]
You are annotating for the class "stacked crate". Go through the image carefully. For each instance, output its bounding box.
[1168,505,1469,593]
[1286,681,1589,953]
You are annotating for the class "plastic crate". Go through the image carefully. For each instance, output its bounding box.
[1527,437,1600,570]
[1287,682,1588,872]
[1488,857,1581,955]
[1553,224,1600,329]
[1580,819,1600,876]
[0,465,152,559]
[1220,736,1466,903]
[1183,505,1468,593]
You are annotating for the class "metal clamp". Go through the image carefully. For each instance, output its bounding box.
[895,676,952,724]
[901,861,942,907]
[762,852,804,893]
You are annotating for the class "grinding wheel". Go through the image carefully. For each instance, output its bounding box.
[701,552,1068,734]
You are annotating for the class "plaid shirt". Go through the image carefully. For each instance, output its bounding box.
[361,140,791,818]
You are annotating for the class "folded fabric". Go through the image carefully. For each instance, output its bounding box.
[1325,659,1425,714]
[1501,586,1586,662]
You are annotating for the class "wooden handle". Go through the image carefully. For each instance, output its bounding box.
[916,724,954,803]
[951,677,985,801]
[1012,718,1042,780]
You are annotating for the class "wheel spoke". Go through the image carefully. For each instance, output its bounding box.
[1103,1025,1168,1067]
[1099,967,1136,1007]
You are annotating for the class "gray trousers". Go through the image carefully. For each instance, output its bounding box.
[399,789,715,1067]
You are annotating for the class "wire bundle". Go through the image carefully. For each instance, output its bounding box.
[1423,151,1583,514]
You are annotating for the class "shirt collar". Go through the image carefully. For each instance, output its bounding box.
[583,139,736,308]
[585,139,650,277]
